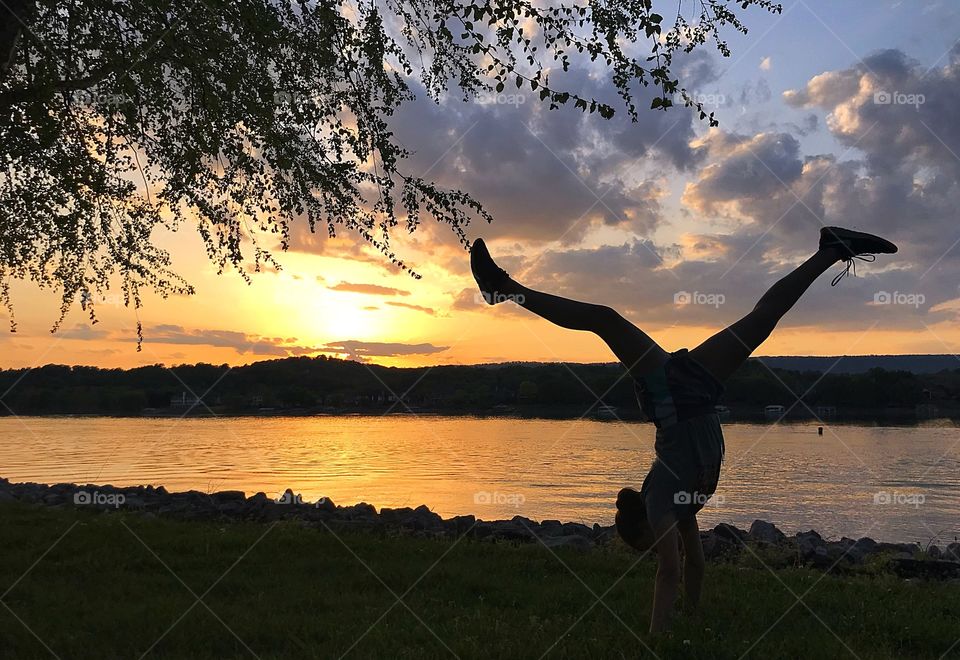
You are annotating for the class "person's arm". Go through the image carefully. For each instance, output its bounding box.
[677,515,705,609]
[649,514,681,633]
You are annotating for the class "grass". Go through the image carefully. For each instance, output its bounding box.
[0,503,958,659]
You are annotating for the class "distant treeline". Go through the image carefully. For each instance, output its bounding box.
[0,356,958,419]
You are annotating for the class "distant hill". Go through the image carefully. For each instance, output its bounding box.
[0,353,957,419]
[758,355,959,374]
[480,355,960,375]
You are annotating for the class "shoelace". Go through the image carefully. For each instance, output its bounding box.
[830,253,875,286]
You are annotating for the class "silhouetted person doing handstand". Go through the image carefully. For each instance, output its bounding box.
[469,227,897,633]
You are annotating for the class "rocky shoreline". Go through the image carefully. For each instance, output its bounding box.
[2,477,959,580]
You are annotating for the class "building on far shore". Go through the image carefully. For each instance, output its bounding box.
[764,404,785,421]
[816,405,837,419]
[170,392,201,408]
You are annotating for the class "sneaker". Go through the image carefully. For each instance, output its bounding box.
[470,238,511,305]
[819,226,898,258]
[819,227,898,286]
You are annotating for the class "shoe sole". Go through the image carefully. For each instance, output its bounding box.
[823,227,898,254]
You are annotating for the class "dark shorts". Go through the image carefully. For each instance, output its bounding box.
[634,348,724,428]
[640,413,725,525]
[634,349,726,526]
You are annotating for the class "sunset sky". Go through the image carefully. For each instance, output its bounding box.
[4,0,960,370]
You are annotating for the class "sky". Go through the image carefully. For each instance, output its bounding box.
[4,0,960,369]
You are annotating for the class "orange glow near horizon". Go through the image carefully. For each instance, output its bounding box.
[2,226,958,372]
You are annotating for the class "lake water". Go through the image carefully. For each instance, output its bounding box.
[1,416,958,543]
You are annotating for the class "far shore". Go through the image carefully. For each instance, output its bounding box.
[2,406,956,426]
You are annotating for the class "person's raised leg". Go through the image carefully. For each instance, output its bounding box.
[690,226,898,383]
[470,239,669,377]
[689,247,842,382]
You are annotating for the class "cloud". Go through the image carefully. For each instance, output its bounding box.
[321,340,449,361]
[144,324,321,357]
[54,324,110,340]
[779,47,960,301]
[509,47,960,335]
[328,282,411,296]
[682,131,806,222]
[760,57,772,71]
[386,301,436,315]
[515,233,953,336]
[383,58,717,244]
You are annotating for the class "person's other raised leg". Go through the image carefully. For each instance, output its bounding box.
[691,227,898,382]
[689,247,843,383]
[470,239,669,377]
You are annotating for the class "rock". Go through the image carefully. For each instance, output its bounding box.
[247,492,270,506]
[714,523,748,544]
[795,530,826,558]
[236,492,272,521]
[511,515,540,533]
[701,531,736,559]
[338,502,378,521]
[875,542,920,557]
[379,507,415,524]
[592,524,618,544]
[749,520,787,545]
[405,505,443,531]
[560,522,593,538]
[210,490,246,515]
[212,490,246,503]
[445,514,476,535]
[276,488,303,505]
[944,543,960,562]
[811,545,832,568]
[8,476,959,574]
[855,537,878,554]
[489,520,533,541]
[543,535,594,552]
